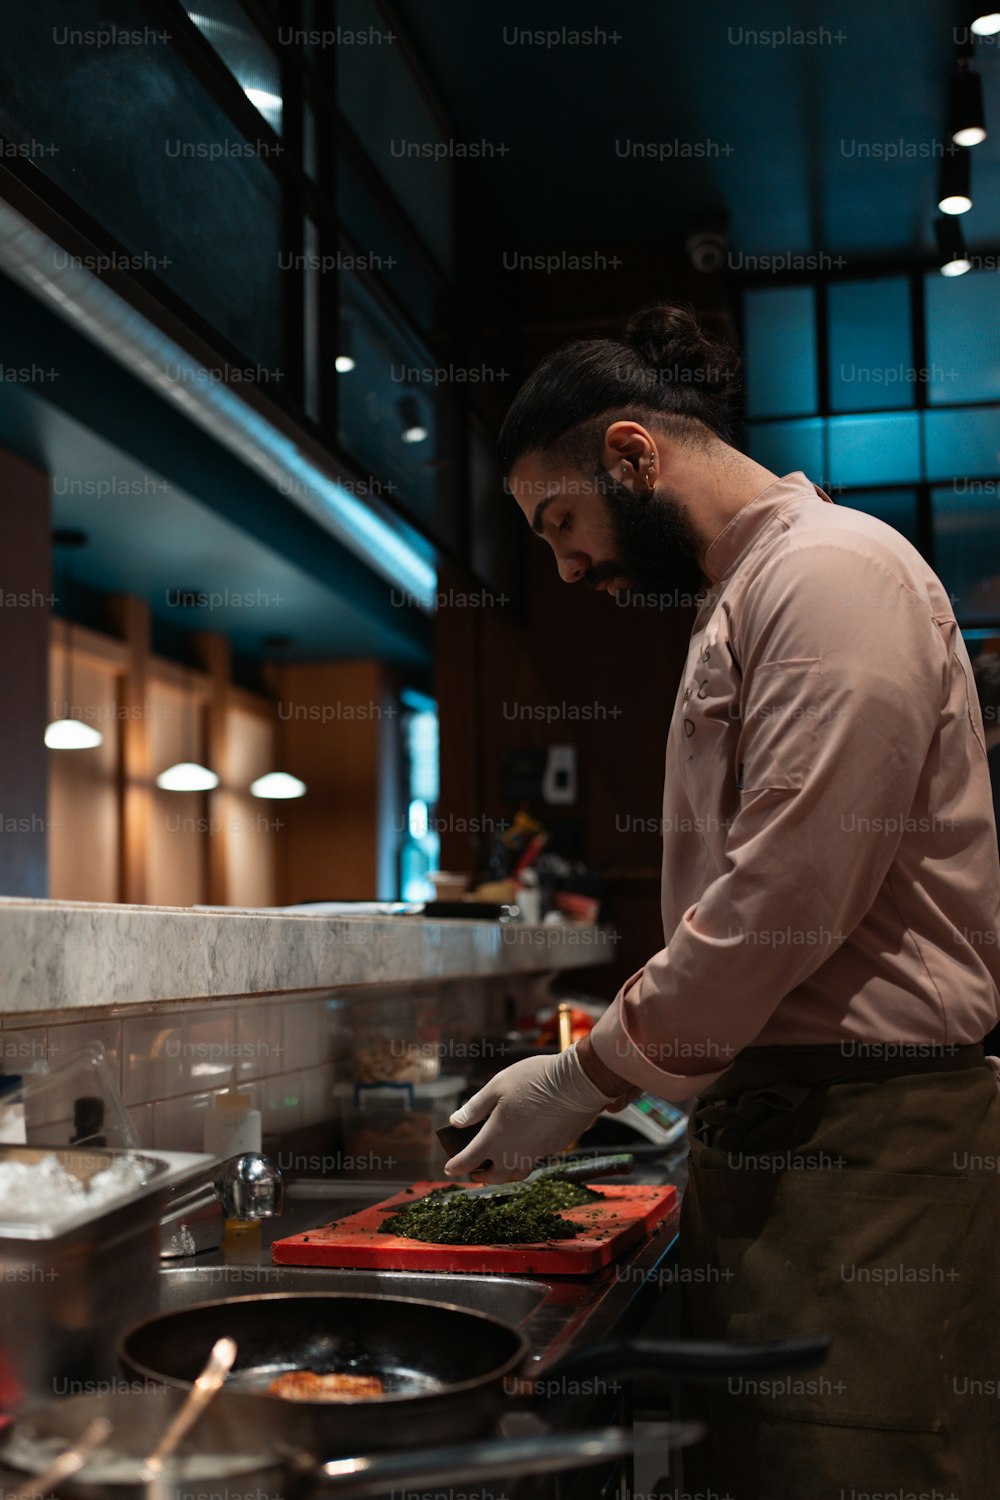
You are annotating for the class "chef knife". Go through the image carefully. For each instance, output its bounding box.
[435,1122,632,1192]
[473,1152,635,1198]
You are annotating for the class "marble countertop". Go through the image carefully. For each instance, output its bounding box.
[0,898,613,1015]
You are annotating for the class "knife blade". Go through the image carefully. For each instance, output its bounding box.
[473,1153,635,1197]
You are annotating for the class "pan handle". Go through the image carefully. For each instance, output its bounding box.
[528,1333,832,1394]
[315,1423,704,1496]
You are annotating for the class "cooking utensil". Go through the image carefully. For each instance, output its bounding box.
[7,1416,111,1500]
[0,1389,702,1499]
[271,1179,677,1274]
[122,1293,523,1455]
[137,1335,236,1482]
[435,1118,635,1176]
[474,1152,634,1197]
[118,1291,831,1461]
[317,1423,702,1496]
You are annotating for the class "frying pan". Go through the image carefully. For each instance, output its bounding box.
[0,1388,702,1500]
[117,1292,831,1456]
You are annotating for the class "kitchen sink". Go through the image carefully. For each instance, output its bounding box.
[157,1263,549,1324]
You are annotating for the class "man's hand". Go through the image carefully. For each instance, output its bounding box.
[443,1045,622,1184]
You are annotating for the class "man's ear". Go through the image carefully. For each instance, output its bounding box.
[600,421,659,488]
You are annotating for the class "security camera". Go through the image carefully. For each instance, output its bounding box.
[686,231,727,274]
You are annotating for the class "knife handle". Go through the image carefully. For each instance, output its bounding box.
[435,1121,493,1171]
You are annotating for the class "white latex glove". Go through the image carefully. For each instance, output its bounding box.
[443,1045,620,1184]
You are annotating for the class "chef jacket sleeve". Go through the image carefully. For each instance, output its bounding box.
[588,539,950,1099]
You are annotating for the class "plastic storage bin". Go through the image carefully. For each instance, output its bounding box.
[333,1076,465,1177]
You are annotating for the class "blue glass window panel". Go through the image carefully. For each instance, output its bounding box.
[0,0,283,373]
[923,407,1000,481]
[179,0,282,134]
[744,287,818,418]
[827,413,921,487]
[925,271,1000,406]
[839,490,919,547]
[337,152,440,334]
[337,0,454,276]
[828,278,914,412]
[931,485,1000,624]
[745,419,825,479]
[338,271,455,548]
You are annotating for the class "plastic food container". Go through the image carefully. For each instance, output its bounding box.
[333,1076,465,1177]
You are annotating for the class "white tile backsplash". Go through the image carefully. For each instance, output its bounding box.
[182,1009,238,1091]
[122,1015,186,1106]
[257,1071,304,1135]
[236,1002,284,1081]
[301,1065,337,1127]
[127,1101,155,1149]
[2,978,515,1163]
[48,1018,122,1084]
[281,1000,327,1072]
[0,1027,47,1072]
[153,1091,214,1153]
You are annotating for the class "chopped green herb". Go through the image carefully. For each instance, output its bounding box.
[380,1178,601,1246]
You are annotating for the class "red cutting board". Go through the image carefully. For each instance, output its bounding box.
[272,1181,677,1275]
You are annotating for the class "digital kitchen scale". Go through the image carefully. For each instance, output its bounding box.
[615,1092,690,1147]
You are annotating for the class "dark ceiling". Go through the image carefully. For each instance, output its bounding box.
[394,0,1000,261]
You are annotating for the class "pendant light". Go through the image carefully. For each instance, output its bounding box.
[249,770,307,799]
[398,394,428,444]
[970,11,1000,36]
[950,59,987,147]
[155,670,219,791]
[45,531,103,750]
[250,636,307,799]
[937,144,973,214]
[335,320,356,374]
[935,216,972,277]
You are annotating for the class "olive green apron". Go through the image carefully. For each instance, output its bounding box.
[678,1043,1000,1499]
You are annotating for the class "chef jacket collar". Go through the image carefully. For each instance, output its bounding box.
[700,471,834,587]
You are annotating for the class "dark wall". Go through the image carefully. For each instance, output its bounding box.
[435,548,692,996]
[0,448,50,896]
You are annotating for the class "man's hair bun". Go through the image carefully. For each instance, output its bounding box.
[497,301,742,475]
[623,302,739,400]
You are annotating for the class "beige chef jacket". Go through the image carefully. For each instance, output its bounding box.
[589,471,1000,1099]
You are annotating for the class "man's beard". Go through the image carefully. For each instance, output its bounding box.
[585,470,707,607]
